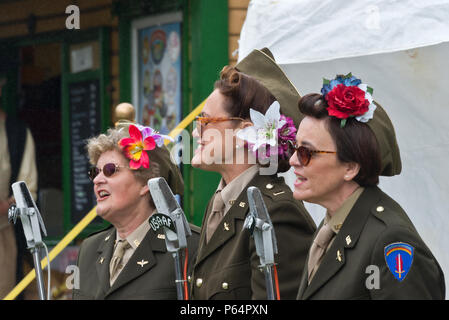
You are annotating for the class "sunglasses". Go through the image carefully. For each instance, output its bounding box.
[88,163,129,181]
[194,116,245,134]
[292,144,337,166]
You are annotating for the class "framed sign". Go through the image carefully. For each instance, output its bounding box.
[132,12,182,135]
[68,79,101,224]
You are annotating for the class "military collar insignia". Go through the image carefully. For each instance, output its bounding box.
[137,260,149,267]
[384,242,414,282]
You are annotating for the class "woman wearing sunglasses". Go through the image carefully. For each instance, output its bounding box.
[189,48,316,300]
[291,74,445,299]
[73,123,200,300]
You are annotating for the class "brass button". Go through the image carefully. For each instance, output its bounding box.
[222,282,229,290]
[223,222,230,231]
[187,275,192,283]
[266,183,274,190]
[239,202,246,208]
[345,235,352,245]
[336,250,342,262]
[376,206,384,213]
[196,278,203,288]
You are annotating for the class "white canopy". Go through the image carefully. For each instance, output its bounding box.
[239,0,449,63]
[239,0,449,297]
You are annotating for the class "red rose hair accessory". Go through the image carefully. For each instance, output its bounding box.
[118,124,156,169]
[321,73,376,127]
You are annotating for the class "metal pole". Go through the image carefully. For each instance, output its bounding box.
[264,265,275,300]
[172,251,184,300]
[31,247,46,300]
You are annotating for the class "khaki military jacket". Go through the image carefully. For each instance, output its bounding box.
[191,174,316,300]
[297,186,445,300]
[73,223,200,300]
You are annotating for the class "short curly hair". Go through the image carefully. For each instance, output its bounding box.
[86,127,152,185]
[86,123,184,196]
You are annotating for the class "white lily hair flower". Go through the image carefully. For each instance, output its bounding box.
[236,101,286,152]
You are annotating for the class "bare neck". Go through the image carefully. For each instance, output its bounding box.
[323,181,360,216]
[219,163,254,185]
[114,202,155,239]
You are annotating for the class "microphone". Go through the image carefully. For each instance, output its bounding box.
[148,177,191,251]
[243,186,279,300]
[9,181,47,245]
[8,181,48,300]
[148,177,191,300]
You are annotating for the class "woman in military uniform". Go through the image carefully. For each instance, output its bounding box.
[190,49,316,300]
[291,74,445,299]
[73,123,199,300]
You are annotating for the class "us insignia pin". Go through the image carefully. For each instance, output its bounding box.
[384,242,414,281]
[137,260,149,267]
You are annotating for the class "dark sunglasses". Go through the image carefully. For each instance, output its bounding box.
[292,144,337,166]
[88,163,129,181]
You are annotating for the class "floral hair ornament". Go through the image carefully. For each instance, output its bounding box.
[118,124,173,169]
[236,101,297,160]
[321,73,376,128]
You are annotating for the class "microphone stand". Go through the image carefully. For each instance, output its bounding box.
[243,186,278,300]
[8,181,48,300]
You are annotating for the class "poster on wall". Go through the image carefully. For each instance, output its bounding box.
[132,13,182,135]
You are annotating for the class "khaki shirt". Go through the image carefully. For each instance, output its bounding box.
[0,117,38,230]
[216,165,259,216]
[310,187,364,281]
[109,217,151,286]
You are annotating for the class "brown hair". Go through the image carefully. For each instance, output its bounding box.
[214,66,275,119]
[298,93,382,186]
[214,65,292,172]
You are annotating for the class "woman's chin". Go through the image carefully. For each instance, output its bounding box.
[293,188,309,202]
[95,205,110,219]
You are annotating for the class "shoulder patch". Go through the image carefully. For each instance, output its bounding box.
[384,242,414,282]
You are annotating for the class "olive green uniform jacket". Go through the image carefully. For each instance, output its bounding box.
[297,186,445,300]
[73,223,200,300]
[191,174,316,300]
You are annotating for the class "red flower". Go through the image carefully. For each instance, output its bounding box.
[119,125,156,169]
[325,84,369,119]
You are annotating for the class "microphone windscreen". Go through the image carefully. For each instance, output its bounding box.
[20,182,34,208]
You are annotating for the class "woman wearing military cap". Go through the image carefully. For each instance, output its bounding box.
[73,122,200,300]
[291,74,445,299]
[190,49,316,300]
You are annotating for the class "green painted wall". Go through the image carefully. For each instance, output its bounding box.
[185,0,228,226]
[118,0,229,227]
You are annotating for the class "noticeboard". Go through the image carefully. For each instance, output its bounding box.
[68,79,102,224]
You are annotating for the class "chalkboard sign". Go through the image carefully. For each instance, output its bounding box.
[68,79,101,224]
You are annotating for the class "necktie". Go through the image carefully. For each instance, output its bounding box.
[109,239,131,281]
[307,223,335,283]
[206,190,225,243]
